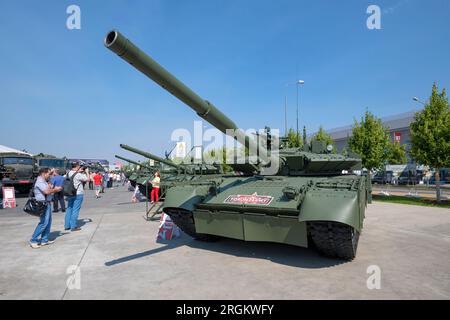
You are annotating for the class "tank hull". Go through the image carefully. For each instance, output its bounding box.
[163,174,368,258]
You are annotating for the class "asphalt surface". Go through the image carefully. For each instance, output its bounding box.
[0,185,449,300]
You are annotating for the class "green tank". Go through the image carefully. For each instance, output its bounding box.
[105,30,371,260]
[119,144,222,199]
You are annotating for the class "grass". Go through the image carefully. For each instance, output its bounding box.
[372,194,450,209]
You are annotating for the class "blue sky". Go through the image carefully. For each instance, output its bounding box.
[1,0,449,163]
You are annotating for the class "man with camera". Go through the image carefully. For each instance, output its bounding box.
[29,168,63,248]
[64,162,89,232]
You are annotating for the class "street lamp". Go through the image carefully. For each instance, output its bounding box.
[413,97,426,105]
[284,80,305,139]
[296,80,305,138]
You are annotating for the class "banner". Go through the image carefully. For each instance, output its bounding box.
[157,213,181,240]
[2,187,16,209]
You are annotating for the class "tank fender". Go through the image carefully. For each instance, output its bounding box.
[298,190,361,231]
[162,185,210,212]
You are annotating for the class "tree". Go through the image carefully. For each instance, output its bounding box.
[341,147,348,157]
[287,128,302,148]
[386,141,407,165]
[311,126,336,152]
[410,83,450,202]
[348,110,390,171]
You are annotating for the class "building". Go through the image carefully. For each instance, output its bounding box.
[325,110,418,160]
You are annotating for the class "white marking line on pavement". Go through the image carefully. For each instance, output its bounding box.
[61,212,106,300]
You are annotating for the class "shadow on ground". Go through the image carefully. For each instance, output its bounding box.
[104,233,346,269]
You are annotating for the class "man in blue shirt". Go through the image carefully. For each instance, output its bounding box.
[50,169,66,213]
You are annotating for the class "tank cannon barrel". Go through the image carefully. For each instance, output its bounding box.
[104,30,270,166]
[120,144,184,171]
[115,155,152,170]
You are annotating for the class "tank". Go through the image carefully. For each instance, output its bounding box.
[105,30,371,260]
[119,144,222,199]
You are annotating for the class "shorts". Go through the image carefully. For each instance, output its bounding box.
[95,185,102,191]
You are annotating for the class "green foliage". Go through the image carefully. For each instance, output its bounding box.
[348,110,391,170]
[311,126,336,152]
[341,147,348,157]
[386,141,407,165]
[410,83,450,170]
[286,128,302,148]
[203,147,233,172]
[409,83,450,202]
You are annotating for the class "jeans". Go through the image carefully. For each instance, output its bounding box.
[65,195,84,230]
[30,203,52,243]
[53,191,66,212]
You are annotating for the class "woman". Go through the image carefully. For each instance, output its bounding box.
[150,172,161,203]
[93,171,103,198]
[29,168,63,248]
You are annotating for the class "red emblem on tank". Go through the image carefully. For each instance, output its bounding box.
[224,192,273,205]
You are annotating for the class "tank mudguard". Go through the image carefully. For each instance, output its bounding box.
[298,190,362,231]
[162,185,209,212]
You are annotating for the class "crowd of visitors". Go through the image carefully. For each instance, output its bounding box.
[28,163,128,249]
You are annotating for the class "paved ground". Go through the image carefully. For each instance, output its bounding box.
[0,186,449,300]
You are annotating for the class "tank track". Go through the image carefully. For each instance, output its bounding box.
[308,222,360,260]
[165,208,218,242]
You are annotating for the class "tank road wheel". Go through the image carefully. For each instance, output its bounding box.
[308,222,360,260]
[165,208,218,242]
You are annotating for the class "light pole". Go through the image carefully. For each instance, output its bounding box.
[285,80,305,141]
[296,80,305,138]
[413,97,426,106]
[284,96,288,137]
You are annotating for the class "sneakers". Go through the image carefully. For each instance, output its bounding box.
[71,227,82,232]
[29,242,40,249]
[40,240,55,246]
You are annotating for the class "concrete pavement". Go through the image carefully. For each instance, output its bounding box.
[0,186,449,299]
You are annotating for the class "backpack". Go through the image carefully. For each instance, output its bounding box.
[63,171,78,196]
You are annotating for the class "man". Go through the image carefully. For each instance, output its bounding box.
[65,162,89,232]
[29,168,63,248]
[88,171,94,190]
[50,169,66,213]
[102,171,109,192]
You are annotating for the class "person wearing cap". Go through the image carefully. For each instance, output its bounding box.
[64,162,89,231]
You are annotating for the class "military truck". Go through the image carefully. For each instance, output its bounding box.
[0,152,36,194]
[34,153,69,174]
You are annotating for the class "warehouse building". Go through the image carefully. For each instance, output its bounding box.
[325,110,418,160]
